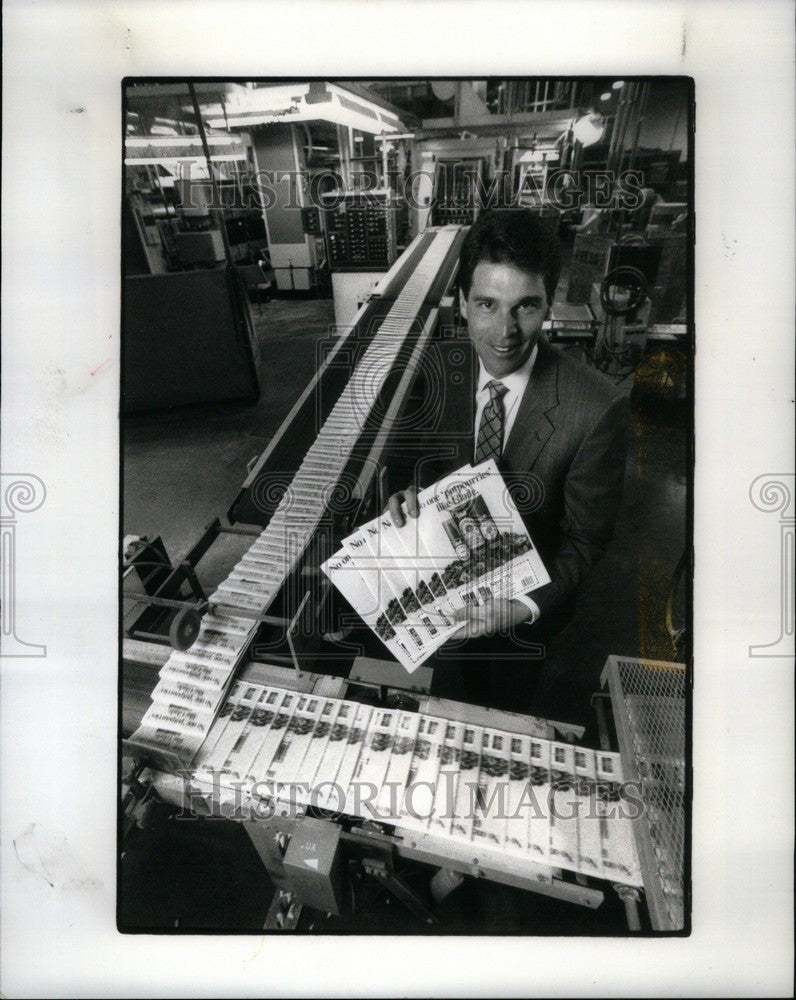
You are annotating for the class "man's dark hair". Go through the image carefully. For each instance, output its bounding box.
[458,209,561,305]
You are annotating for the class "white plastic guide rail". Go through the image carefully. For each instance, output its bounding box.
[129,229,459,760]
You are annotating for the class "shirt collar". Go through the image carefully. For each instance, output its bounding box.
[476,342,539,398]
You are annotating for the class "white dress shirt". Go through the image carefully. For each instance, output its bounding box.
[473,344,542,624]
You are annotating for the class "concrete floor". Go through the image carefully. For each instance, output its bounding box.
[123,297,338,558]
[121,291,689,932]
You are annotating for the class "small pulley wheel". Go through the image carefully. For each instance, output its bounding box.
[169,606,201,651]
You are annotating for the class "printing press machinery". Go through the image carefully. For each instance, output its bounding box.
[121,227,687,932]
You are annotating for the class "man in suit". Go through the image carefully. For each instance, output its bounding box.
[387,210,630,711]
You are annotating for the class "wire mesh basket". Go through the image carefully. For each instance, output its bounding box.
[601,655,687,930]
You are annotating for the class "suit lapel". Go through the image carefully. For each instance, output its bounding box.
[422,338,478,484]
[451,341,478,447]
[502,338,560,472]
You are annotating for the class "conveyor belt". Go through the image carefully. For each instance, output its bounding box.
[187,678,642,886]
[129,228,466,761]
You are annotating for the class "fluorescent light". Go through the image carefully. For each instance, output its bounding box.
[600,92,612,101]
[325,83,400,123]
[612,80,625,89]
[211,105,399,135]
[223,83,311,113]
[205,82,402,136]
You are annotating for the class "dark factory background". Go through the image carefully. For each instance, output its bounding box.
[121,78,691,934]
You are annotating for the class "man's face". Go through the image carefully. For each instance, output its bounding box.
[460,262,549,378]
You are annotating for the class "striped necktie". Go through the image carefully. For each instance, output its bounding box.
[475,380,509,463]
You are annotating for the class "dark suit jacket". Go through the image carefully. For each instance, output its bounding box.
[403,336,631,625]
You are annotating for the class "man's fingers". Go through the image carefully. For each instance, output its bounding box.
[449,598,525,640]
[452,607,491,639]
[463,602,500,638]
[462,617,488,639]
[387,492,405,527]
[386,487,418,527]
[460,619,477,638]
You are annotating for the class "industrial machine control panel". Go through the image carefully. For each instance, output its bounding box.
[323,192,398,272]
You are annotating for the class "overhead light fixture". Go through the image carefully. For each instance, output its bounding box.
[123,153,247,167]
[211,103,400,135]
[205,82,402,136]
[124,132,248,167]
[223,83,311,113]
[600,92,612,101]
[612,80,624,89]
[572,112,605,147]
[125,134,241,148]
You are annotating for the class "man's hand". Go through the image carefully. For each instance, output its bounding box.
[386,486,419,528]
[452,598,533,640]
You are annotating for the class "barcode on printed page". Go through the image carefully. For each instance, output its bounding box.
[521,574,537,588]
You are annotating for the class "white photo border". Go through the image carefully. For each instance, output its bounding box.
[1,1,793,996]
